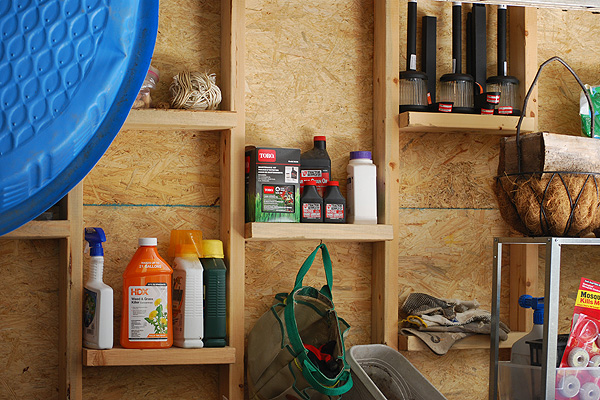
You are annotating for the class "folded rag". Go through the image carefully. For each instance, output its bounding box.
[400,293,510,355]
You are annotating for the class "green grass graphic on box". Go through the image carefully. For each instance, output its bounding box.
[248,192,299,222]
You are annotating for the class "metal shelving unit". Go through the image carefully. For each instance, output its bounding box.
[489,236,600,400]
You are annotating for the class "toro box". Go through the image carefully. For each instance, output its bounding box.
[245,146,301,222]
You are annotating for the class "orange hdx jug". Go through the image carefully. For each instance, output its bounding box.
[121,238,173,348]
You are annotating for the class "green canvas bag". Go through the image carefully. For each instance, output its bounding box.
[247,244,353,400]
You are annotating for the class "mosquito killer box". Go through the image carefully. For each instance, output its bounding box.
[245,146,301,223]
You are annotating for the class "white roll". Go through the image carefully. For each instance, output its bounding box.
[580,382,600,400]
[569,347,591,367]
[588,355,600,378]
[558,375,581,398]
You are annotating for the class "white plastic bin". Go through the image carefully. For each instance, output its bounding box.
[344,344,447,400]
[498,361,600,400]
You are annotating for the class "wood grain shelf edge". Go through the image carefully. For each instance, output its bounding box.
[1,220,71,239]
[123,109,237,131]
[83,346,236,367]
[399,111,535,134]
[398,331,528,351]
[244,222,394,242]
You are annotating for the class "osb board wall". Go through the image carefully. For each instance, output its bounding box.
[80,1,222,396]
[0,240,59,399]
[244,0,375,353]
[396,4,600,400]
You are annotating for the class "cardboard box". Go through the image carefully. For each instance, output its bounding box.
[245,146,300,222]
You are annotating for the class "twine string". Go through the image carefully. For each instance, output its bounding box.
[170,72,222,110]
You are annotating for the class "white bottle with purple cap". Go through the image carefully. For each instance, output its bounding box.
[347,151,377,224]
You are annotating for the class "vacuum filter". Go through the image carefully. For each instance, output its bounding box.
[486,5,520,115]
[400,0,428,112]
[439,2,475,113]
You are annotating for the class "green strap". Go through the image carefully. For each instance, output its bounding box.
[293,243,333,299]
[300,359,353,396]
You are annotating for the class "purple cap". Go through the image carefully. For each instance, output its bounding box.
[350,151,372,160]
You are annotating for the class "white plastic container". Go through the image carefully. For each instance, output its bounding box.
[511,295,544,365]
[172,244,204,348]
[347,151,377,224]
[83,228,113,350]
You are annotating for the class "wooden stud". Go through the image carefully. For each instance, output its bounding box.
[220,0,245,398]
[509,6,538,127]
[509,244,539,332]
[1,220,71,240]
[372,0,400,349]
[59,183,83,400]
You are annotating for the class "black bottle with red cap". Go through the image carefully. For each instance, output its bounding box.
[300,136,331,197]
[300,180,323,223]
[323,181,346,224]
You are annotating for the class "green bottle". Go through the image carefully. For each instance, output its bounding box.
[201,240,227,347]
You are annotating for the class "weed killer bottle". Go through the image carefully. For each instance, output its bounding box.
[300,136,331,197]
[121,238,173,349]
[347,151,378,224]
[169,230,204,348]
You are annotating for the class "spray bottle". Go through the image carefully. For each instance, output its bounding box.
[83,227,113,349]
[511,295,544,364]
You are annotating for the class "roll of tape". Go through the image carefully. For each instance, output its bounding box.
[589,355,600,378]
[580,382,600,400]
[569,347,591,367]
[558,375,581,398]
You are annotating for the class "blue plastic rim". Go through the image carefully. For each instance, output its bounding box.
[0,0,158,236]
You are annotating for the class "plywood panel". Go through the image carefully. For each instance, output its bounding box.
[83,130,220,206]
[399,133,500,209]
[0,240,59,399]
[245,242,373,347]
[538,8,600,137]
[152,0,221,106]
[245,0,374,187]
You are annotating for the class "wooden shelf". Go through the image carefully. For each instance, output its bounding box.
[398,331,528,352]
[245,222,394,242]
[123,109,237,131]
[83,346,236,367]
[1,220,71,239]
[398,111,536,135]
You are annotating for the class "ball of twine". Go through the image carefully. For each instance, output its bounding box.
[169,72,222,110]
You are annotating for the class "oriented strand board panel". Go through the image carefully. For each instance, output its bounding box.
[399,133,501,209]
[245,242,373,347]
[0,240,60,399]
[83,130,220,206]
[245,0,374,189]
[537,8,600,137]
[151,0,221,106]
[398,209,512,400]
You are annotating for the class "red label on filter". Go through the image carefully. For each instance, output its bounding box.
[486,94,500,104]
[257,149,277,162]
[302,203,322,219]
[326,204,344,220]
[263,186,274,194]
[498,106,513,115]
[438,103,452,113]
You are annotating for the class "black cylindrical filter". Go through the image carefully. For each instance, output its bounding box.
[486,5,520,115]
[439,2,474,113]
[400,0,428,113]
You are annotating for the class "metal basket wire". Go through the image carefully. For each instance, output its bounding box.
[494,56,600,237]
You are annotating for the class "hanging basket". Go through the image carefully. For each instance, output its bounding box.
[494,57,600,237]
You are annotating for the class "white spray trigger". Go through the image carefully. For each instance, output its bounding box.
[84,242,90,254]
